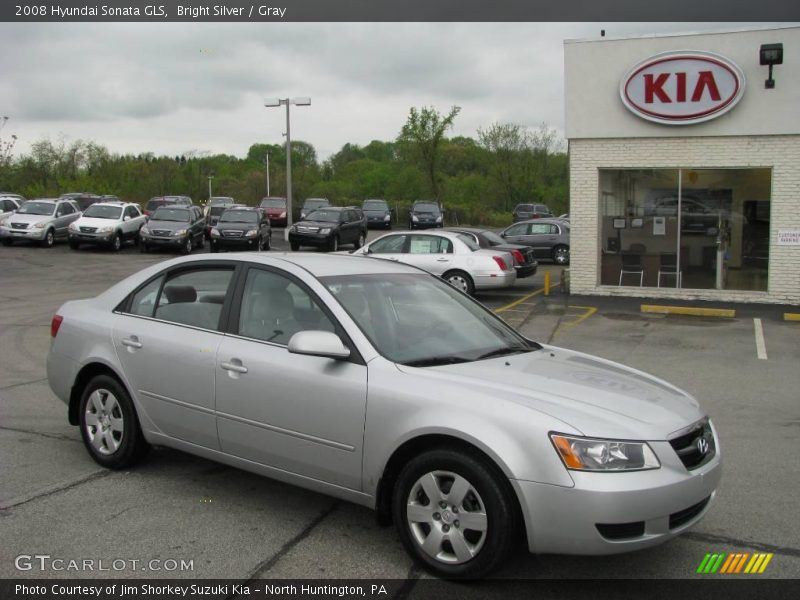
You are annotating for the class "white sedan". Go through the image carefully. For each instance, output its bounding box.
[350,230,516,295]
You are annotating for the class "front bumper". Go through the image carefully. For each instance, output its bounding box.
[513,441,722,555]
[141,234,187,248]
[367,217,391,228]
[474,270,517,290]
[211,236,260,249]
[0,227,47,241]
[409,221,442,229]
[69,232,116,246]
[288,232,333,248]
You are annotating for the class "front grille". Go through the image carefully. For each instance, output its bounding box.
[596,521,646,540]
[80,226,97,234]
[669,421,716,470]
[297,226,319,233]
[222,230,243,237]
[152,229,171,237]
[10,222,27,230]
[669,496,711,530]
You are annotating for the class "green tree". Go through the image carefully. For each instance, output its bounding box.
[396,105,461,202]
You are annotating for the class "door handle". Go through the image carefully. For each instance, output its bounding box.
[221,360,248,374]
[121,337,142,349]
[436,258,450,262]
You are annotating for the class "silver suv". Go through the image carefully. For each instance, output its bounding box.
[0,198,81,247]
[68,201,147,251]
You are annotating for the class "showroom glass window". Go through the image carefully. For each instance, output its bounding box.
[598,169,771,291]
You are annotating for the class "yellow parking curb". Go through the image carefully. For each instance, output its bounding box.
[641,304,735,318]
[785,313,800,321]
[495,288,544,314]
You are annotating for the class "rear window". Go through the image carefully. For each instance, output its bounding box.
[146,199,169,210]
[515,204,534,212]
[260,198,286,208]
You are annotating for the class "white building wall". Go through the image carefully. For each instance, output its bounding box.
[569,135,800,304]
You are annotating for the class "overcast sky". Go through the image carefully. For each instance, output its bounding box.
[0,22,789,161]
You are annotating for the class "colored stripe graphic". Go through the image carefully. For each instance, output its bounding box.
[701,552,773,574]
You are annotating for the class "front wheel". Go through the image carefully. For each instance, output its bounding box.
[78,375,149,469]
[328,236,339,252]
[354,232,365,249]
[111,232,122,252]
[69,240,80,250]
[290,242,300,251]
[443,270,475,296]
[181,236,192,255]
[392,448,515,579]
[197,235,205,249]
[42,229,55,248]
[1,239,12,247]
[552,245,570,265]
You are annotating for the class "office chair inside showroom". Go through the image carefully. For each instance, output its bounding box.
[658,252,682,288]
[619,252,644,286]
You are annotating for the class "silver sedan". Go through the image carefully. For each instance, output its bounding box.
[47,253,720,578]
[350,229,516,295]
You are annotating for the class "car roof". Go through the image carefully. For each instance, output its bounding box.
[515,218,567,225]
[90,201,134,208]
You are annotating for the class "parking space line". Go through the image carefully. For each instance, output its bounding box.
[753,318,768,360]
[560,305,598,329]
[494,288,544,314]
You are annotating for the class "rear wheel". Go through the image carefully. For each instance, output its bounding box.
[392,448,515,579]
[78,375,149,469]
[443,270,474,296]
[553,245,569,265]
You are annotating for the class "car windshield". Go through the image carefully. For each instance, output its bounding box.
[209,197,233,206]
[322,273,538,366]
[146,199,168,210]
[363,200,388,210]
[261,199,286,208]
[18,202,55,216]
[305,209,339,223]
[151,208,190,222]
[220,210,258,223]
[480,231,506,246]
[304,200,328,210]
[414,203,440,213]
[83,205,122,219]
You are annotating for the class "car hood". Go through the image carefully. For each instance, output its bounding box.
[147,219,189,231]
[217,221,258,231]
[74,217,120,228]
[8,213,54,225]
[397,345,704,440]
[296,220,337,229]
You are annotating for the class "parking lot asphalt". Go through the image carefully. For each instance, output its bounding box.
[1,233,798,587]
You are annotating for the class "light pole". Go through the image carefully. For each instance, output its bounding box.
[264,97,311,238]
[207,174,214,200]
[264,152,270,196]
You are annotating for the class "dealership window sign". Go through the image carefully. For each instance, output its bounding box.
[620,51,746,125]
[777,229,800,246]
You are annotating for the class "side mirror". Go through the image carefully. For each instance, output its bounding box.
[123,216,131,222]
[288,331,351,360]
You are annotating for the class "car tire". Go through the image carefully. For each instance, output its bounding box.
[69,240,80,250]
[264,234,271,251]
[552,245,570,265]
[290,242,300,251]
[354,232,365,249]
[78,374,150,470]
[392,448,515,579]
[443,270,475,296]
[140,243,149,253]
[328,236,339,252]
[210,244,219,253]
[2,239,13,247]
[111,232,122,252]
[197,235,205,249]
[181,236,192,255]
[42,229,55,248]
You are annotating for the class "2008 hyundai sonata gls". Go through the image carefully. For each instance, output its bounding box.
[47,253,721,578]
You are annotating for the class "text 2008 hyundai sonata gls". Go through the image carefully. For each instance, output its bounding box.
[47,253,721,578]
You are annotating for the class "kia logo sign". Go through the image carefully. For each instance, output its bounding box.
[620,51,746,125]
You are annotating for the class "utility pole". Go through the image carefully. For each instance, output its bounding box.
[265,152,270,196]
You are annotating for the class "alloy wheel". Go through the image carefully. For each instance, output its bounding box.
[84,389,124,456]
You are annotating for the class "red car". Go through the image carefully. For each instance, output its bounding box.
[259,196,288,227]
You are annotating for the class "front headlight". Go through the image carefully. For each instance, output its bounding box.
[319,227,331,235]
[69,222,79,231]
[279,212,286,218]
[173,229,187,237]
[436,215,443,222]
[140,226,150,235]
[300,212,306,219]
[245,229,258,237]
[412,215,419,222]
[210,227,220,237]
[97,225,114,234]
[384,213,391,221]
[550,434,660,472]
[33,222,47,229]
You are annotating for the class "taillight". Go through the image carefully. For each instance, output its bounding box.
[492,256,508,271]
[511,249,524,265]
[51,315,63,338]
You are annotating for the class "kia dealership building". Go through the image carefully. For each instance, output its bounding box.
[565,26,800,305]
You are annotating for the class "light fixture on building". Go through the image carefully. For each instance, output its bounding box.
[759,43,783,89]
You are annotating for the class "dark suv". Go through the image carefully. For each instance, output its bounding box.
[205,196,236,237]
[362,198,393,229]
[300,198,331,220]
[210,207,271,252]
[408,201,443,229]
[139,205,205,254]
[289,206,367,252]
[60,193,102,212]
[145,195,193,217]
[512,203,553,222]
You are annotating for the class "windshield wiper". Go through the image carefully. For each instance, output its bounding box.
[402,356,471,367]
[475,347,531,361]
